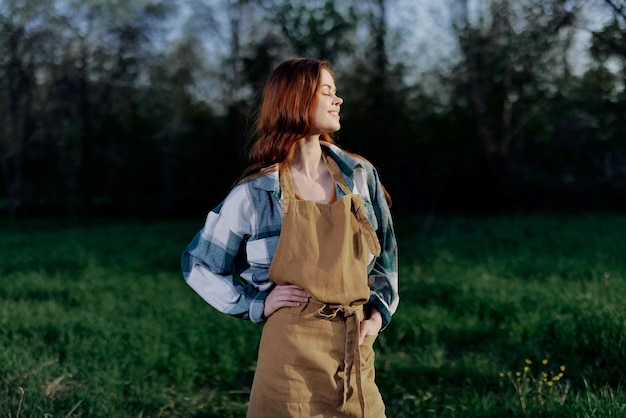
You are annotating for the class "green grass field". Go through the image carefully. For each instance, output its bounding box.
[1,215,625,417]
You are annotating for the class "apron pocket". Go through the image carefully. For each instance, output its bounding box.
[254,311,345,404]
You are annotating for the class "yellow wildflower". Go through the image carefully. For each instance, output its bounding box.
[525,359,533,365]
[542,359,548,365]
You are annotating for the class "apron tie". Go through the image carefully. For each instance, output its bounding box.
[351,196,381,257]
[316,304,367,418]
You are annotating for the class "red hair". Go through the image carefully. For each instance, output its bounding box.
[238,58,335,181]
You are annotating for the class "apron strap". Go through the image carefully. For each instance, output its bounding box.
[278,165,296,214]
[323,153,382,257]
[321,152,353,196]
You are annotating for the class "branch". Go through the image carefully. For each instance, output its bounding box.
[605,0,626,22]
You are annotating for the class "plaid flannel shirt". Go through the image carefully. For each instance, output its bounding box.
[181,143,399,330]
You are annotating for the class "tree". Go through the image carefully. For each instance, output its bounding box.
[591,0,626,82]
[0,0,61,218]
[448,0,584,182]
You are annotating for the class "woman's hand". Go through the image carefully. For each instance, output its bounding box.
[263,284,309,318]
[359,306,382,345]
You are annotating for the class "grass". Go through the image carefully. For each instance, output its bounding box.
[1,214,625,417]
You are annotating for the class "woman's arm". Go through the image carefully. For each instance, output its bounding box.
[181,185,269,323]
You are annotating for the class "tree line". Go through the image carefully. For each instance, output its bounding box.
[1,0,625,219]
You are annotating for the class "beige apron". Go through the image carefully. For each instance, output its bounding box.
[247,154,385,418]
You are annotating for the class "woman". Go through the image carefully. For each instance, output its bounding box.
[182,58,399,418]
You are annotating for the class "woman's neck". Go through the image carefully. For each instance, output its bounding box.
[291,136,323,178]
[289,136,335,203]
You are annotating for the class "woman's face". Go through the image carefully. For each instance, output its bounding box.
[311,69,343,135]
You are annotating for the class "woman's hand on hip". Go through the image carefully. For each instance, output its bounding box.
[359,307,382,345]
[263,284,309,318]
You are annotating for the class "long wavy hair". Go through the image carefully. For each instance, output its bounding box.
[238,58,335,182]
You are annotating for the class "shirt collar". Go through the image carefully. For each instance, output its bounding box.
[250,169,279,193]
[322,142,363,175]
